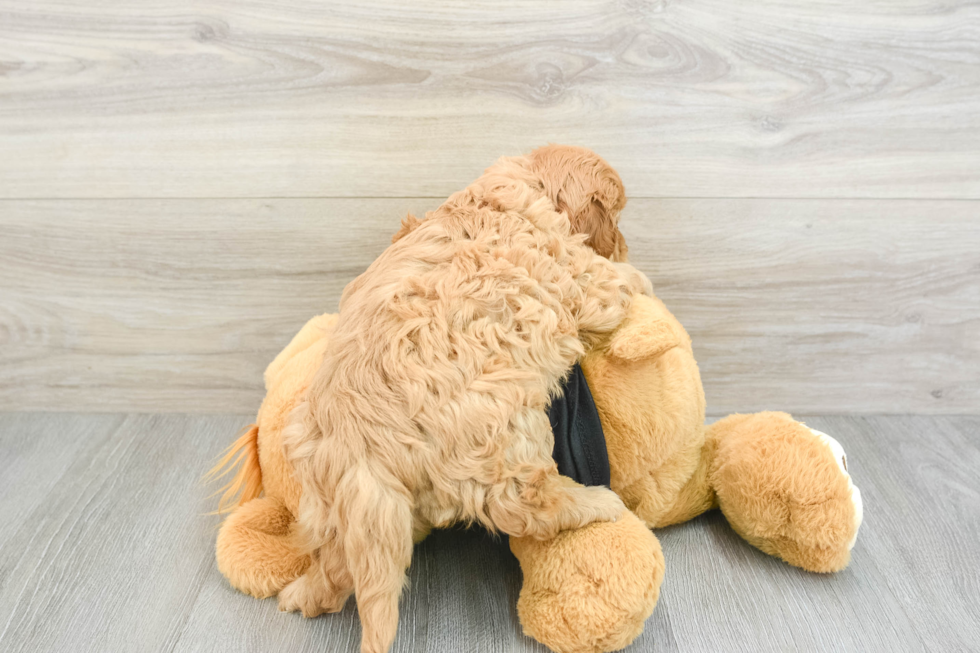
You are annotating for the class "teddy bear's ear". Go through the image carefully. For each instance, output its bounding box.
[608,295,688,361]
[263,314,338,390]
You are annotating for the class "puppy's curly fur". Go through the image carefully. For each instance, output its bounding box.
[279,145,651,653]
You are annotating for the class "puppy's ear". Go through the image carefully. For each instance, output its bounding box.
[569,196,629,262]
[529,144,628,260]
[392,212,422,243]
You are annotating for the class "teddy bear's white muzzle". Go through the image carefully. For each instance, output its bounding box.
[810,429,864,550]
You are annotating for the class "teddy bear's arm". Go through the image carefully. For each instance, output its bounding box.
[607,294,690,361]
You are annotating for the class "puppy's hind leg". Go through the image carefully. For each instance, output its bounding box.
[488,409,626,540]
[340,464,414,653]
[278,525,353,617]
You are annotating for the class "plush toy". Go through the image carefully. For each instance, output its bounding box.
[210,293,863,653]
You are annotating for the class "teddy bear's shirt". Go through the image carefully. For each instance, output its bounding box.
[548,363,610,487]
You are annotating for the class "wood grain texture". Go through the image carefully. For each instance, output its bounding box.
[0,413,227,652]
[1,0,979,199]
[627,199,980,415]
[0,414,978,652]
[655,414,980,652]
[2,198,977,414]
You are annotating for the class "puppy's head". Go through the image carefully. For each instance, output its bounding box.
[528,144,628,261]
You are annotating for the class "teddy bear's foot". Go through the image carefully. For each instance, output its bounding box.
[510,512,664,653]
[278,568,351,618]
[809,428,864,550]
[708,412,863,573]
[215,496,311,599]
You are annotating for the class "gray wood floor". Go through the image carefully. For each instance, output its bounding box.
[1,413,977,652]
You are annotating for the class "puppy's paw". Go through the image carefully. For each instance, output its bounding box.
[582,485,628,524]
[613,262,653,297]
[278,573,348,618]
[278,574,319,618]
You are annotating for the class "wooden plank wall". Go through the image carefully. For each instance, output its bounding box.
[1,1,978,413]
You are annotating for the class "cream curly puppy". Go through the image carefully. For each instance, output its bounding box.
[279,145,652,653]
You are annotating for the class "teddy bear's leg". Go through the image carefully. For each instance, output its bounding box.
[510,512,665,653]
[652,439,719,528]
[215,496,312,599]
[705,412,863,572]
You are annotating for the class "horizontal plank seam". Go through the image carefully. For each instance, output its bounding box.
[0,411,974,418]
[706,413,980,419]
[2,196,980,202]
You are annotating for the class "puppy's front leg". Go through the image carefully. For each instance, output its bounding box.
[487,408,627,539]
[490,466,627,540]
[612,261,654,297]
[573,256,652,348]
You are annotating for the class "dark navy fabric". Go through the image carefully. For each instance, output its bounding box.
[548,363,611,488]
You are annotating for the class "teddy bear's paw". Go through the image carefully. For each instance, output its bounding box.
[278,572,350,618]
[512,513,664,653]
[810,428,864,550]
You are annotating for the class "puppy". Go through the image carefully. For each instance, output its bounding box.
[279,145,651,653]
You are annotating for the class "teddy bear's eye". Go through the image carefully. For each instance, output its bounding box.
[841,455,847,472]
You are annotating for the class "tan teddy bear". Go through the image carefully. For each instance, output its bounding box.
[210,293,862,653]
